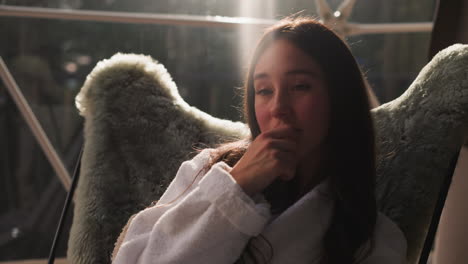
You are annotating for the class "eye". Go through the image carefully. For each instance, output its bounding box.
[255,88,273,96]
[293,84,311,91]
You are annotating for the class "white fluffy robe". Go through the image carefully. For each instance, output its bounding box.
[112,149,407,264]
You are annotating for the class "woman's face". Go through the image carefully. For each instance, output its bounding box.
[253,39,330,161]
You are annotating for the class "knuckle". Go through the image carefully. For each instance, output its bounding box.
[271,150,283,162]
[265,140,276,149]
[258,132,268,140]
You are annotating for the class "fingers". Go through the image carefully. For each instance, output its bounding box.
[276,145,296,181]
[231,126,300,195]
[256,127,299,165]
[266,139,297,153]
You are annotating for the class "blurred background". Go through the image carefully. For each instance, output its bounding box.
[0,0,437,261]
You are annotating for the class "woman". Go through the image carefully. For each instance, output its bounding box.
[112,17,407,264]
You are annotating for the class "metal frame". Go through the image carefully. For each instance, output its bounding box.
[0,5,276,28]
[0,3,432,36]
[314,0,432,36]
[0,57,72,190]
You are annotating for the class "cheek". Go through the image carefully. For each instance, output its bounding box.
[297,95,330,132]
[255,102,270,132]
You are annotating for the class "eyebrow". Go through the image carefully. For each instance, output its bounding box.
[253,69,321,81]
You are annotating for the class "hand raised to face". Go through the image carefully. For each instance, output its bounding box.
[230,125,300,197]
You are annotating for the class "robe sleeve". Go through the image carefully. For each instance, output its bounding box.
[112,149,272,264]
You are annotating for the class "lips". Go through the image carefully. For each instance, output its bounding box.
[279,124,302,134]
[274,121,299,130]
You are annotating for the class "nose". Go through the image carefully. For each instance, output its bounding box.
[271,89,292,120]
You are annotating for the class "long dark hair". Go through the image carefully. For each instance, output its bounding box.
[210,17,377,264]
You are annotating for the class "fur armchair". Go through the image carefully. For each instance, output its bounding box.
[68,44,468,264]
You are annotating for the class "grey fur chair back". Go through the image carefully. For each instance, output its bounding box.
[68,44,468,264]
